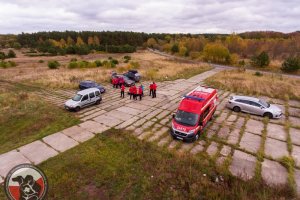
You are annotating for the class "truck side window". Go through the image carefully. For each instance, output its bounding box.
[95,91,100,96]
[200,107,210,121]
[81,95,88,101]
[89,92,95,98]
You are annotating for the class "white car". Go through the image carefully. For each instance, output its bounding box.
[227,95,282,119]
[65,88,102,111]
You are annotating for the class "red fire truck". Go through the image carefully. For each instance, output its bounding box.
[171,86,218,142]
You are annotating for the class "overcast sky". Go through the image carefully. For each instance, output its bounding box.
[0,0,299,34]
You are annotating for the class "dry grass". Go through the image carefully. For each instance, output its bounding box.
[0,50,211,89]
[205,69,300,100]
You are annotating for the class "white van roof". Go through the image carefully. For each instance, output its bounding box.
[77,88,100,95]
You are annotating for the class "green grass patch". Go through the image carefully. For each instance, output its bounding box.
[0,90,79,153]
[0,129,294,199]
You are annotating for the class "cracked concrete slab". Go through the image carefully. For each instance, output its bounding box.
[18,141,58,165]
[290,128,300,146]
[267,123,286,141]
[79,121,110,134]
[62,125,94,143]
[0,150,30,177]
[264,138,288,159]
[229,150,256,181]
[261,159,288,186]
[93,114,123,127]
[245,119,264,135]
[43,132,79,152]
[239,132,261,153]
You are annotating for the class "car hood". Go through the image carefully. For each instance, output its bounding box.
[268,104,282,113]
[65,99,79,107]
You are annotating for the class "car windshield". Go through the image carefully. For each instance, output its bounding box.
[72,94,82,101]
[175,110,199,127]
[259,100,270,108]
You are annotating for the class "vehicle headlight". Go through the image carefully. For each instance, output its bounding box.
[188,129,195,134]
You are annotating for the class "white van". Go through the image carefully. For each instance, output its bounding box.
[65,88,102,111]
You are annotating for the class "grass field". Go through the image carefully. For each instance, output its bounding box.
[0,84,80,153]
[205,69,300,100]
[0,50,211,89]
[0,129,291,199]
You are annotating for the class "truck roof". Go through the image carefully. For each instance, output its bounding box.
[77,88,100,95]
[178,86,217,114]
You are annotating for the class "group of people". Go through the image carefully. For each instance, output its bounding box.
[112,76,125,88]
[117,82,157,100]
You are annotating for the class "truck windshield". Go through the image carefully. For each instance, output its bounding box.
[72,94,82,101]
[175,110,199,127]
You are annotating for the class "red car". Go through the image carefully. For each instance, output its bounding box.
[171,86,218,142]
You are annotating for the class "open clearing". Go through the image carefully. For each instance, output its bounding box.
[1,49,211,89]
[1,51,300,198]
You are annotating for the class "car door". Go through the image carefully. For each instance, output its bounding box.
[80,94,90,107]
[89,92,96,104]
[248,101,264,115]
[239,100,252,113]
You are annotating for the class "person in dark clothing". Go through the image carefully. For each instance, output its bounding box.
[152,82,157,98]
[121,84,125,98]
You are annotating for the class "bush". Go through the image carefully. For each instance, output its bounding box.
[102,60,116,68]
[254,71,263,76]
[7,50,16,58]
[124,55,131,60]
[68,61,78,69]
[0,61,17,68]
[171,43,179,53]
[68,60,97,69]
[70,58,77,62]
[251,51,270,67]
[0,52,5,60]
[281,57,300,73]
[38,60,44,63]
[94,60,102,67]
[203,43,231,64]
[111,59,119,65]
[48,61,60,69]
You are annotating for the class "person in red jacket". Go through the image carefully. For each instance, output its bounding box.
[138,86,143,100]
[120,84,125,98]
[129,85,134,99]
[119,77,125,88]
[149,83,153,96]
[132,85,137,100]
[112,78,116,88]
[152,82,157,98]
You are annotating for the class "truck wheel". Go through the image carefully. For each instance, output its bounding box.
[233,106,241,112]
[75,106,80,112]
[263,112,273,119]
[96,100,101,105]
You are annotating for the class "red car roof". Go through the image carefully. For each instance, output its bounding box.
[178,86,217,114]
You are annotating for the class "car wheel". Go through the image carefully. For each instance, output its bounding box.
[263,112,273,119]
[95,100,101,105]
[75,106,80,112]
[233,106,241,112]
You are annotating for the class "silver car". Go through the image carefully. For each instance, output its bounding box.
[226,95,282,119]
[65,88,102,111]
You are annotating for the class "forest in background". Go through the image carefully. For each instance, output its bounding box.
[0,30,300,72]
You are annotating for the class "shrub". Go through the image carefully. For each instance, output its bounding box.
[0,52,5,60]
[108,56,112,60]
[68,61,78,69]
[70,58,77,62]
[171,43,179,53]
[0,61,17,68]
[94,60,102,67]
[102,60,116,68]
[111,59,119,65]
[281,57,300,73]
[203,43,231,64]
[48,61,60,69]
[254,71,263,76]
[7,50,16,58]
[124,55,131,60]
[38,60,44,63]
[251,51,270,67]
